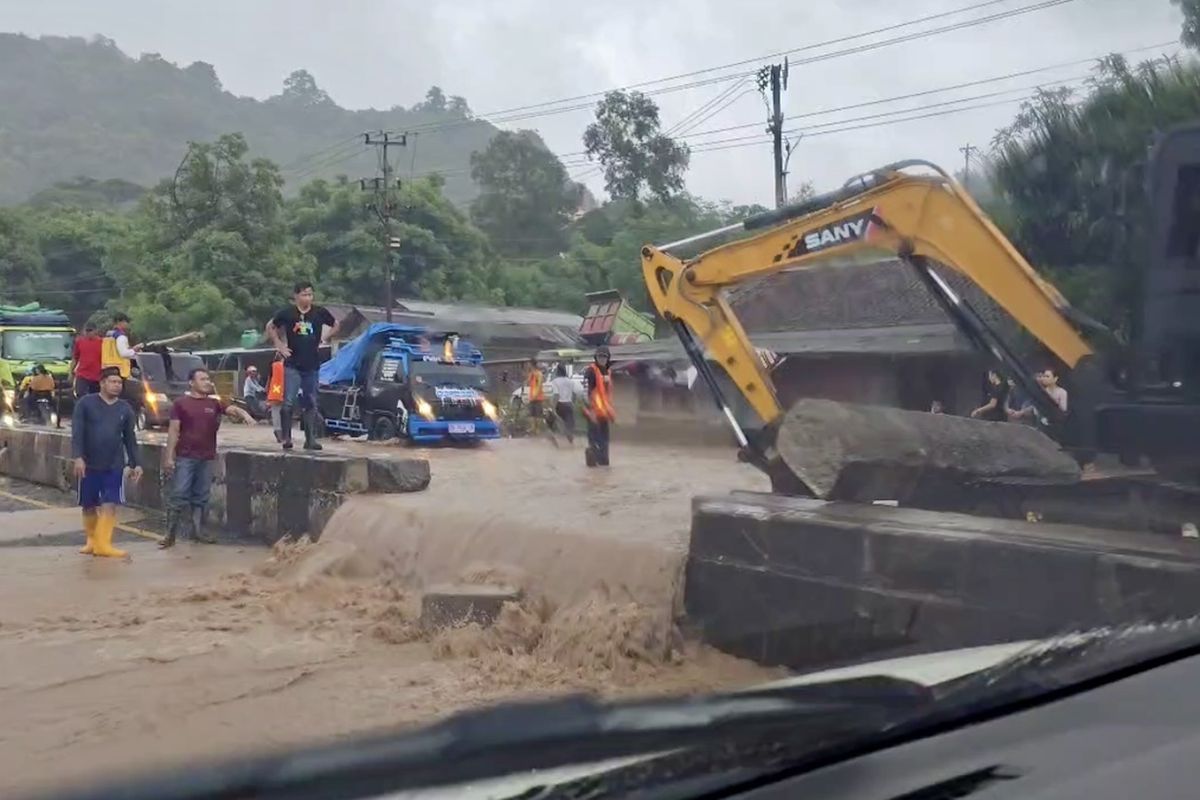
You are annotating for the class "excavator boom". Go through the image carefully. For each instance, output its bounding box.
[641,161,1094,499]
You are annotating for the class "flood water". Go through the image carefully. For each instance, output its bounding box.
[0,434,776,796]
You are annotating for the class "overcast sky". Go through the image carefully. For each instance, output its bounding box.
[1,0,1186,207]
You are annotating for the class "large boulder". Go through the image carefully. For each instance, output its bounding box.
[367,458,431,493]
[774,398,1082,502]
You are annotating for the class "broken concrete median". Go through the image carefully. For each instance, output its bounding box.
[684,491,1200,670]
[0,426,430,543]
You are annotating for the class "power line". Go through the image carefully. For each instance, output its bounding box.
[286,41,1178,191]
[601,40,1178,147]
[280,0,1093,183]
[675,87,758,138]
[421,0,1050,122]
[395,0,1075,136]
[284,141,366,181]
[663,79,748,136]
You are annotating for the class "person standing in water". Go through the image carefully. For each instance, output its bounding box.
[548,364,577,444]
[582,346,615,467]
[160,367,254,548]
[72,367,142,559]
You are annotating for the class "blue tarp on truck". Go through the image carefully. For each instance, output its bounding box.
[319,323,429,386]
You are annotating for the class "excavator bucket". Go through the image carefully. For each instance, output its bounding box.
[771,398,1082,502]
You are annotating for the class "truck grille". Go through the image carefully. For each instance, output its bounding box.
[437,399,482,421]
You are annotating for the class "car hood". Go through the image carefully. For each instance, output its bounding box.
[387,640,1038,800]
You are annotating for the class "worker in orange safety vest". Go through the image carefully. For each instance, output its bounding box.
[266,356,286,442]
[526,357,547,435]
[582,345,615,467]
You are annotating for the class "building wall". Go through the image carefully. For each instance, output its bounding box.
[604,352,989,447]
[774,354,986,415]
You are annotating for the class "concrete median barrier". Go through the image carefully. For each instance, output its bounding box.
[0,426,430,544]
[685,491,1200,670]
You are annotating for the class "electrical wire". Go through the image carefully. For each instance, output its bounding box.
[395,0,1076,136]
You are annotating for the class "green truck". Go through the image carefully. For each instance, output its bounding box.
[0,304,76,417]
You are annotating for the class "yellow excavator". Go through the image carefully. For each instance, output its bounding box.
[641,150,1200,503]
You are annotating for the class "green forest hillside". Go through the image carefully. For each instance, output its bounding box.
[0,33,496,205]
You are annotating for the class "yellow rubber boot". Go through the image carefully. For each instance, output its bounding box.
[78,509,98,555]
[91,509,127,559]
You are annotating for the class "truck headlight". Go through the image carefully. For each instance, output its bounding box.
[415,397,435,420]
[480,398,498,420]
[3,389,14,409]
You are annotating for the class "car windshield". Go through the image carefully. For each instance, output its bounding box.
[9,3,1200,798]
[166,353,204,382]
[410,361,489,388]
[2,330,72,361]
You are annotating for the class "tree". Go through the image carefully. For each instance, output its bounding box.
[278,69,333,106]
[469,131,582,257]
[0,209,46,303]
[288,174,498,306]
[1174,0,1200,49]
[787,181,817,205]
[449,95,472,117]
[989,54,1200,334]
[418,86,447,113]
[31,208,126,324]
[491,195,758,312]
[113,133,310,341]
[26,177,146,210]
[582,91,690,202]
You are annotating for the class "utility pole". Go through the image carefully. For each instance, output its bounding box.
[758,60,789,209]
[362,132,407,322]
[959,143,979,184]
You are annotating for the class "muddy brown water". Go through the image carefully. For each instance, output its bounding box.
[0,435,777,796]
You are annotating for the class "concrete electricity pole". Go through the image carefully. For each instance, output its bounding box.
[759,60,789,209]
[959,143,979,185]
[362,132,407,322]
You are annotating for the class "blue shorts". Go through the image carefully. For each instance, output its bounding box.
[79,468,125,509]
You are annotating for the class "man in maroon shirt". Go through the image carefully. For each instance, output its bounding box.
[161,367,253,548]
[71,323,103,397]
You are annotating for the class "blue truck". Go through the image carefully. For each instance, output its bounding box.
[317,323,501,443]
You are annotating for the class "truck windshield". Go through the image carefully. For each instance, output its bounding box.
[410,362,488,388]
[1,330,73,361]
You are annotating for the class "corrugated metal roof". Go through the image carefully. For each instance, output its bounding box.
[604,323,971,363]
[394,298,582,328]
[728,257,1011,334]
[327,301,582,357]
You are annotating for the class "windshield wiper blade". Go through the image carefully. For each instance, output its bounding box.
[32,676,932,800]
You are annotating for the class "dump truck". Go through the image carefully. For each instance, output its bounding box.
[317,323,501,443]
[0,303,75,419]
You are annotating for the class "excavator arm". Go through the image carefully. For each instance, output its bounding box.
[642,161,1094,434]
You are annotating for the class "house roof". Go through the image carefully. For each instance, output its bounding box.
[595,257,1012,363]
[728,257,1010,335]
[604,323,971,363]
[326,300,583,361]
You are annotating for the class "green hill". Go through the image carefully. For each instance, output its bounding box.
[0,33,498,205]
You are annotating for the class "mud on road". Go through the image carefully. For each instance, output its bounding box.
[0,436,775,796]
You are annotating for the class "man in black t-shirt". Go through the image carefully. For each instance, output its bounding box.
[970,369,1010,423]
[266,281,338,451]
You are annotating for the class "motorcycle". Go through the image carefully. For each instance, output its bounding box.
[19,394,56,426]
[232,396,328,441]
[232,395,271,422]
